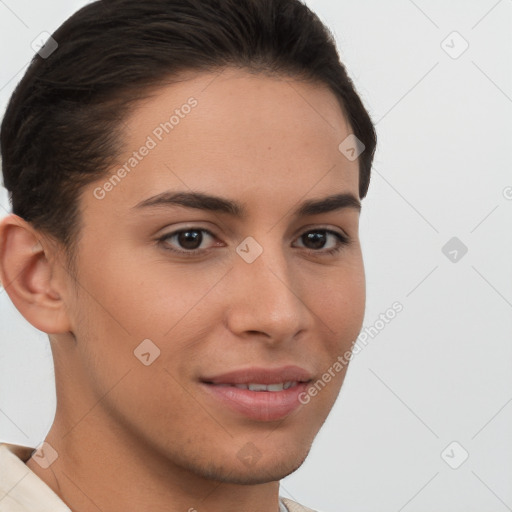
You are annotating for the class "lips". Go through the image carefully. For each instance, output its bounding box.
[200,366,313,422]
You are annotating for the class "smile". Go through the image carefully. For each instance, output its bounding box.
[199,366,313,422]
[210,381,299,391]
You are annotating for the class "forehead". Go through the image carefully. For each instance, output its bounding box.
[85,67,359,216]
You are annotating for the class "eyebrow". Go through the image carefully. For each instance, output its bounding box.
[133,190,361,217]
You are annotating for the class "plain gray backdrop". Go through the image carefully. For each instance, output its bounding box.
[1,1,511,511]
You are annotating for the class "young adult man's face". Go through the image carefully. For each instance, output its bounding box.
[55,67,365,484]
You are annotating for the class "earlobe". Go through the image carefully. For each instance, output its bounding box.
[0,214,72,334]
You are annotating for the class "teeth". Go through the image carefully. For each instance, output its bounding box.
[229,381,298,391]
[249,383,271,391]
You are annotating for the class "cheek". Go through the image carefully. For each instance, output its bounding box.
[307,261,366,350]
[75,246,227,341]
[308,265,365,406]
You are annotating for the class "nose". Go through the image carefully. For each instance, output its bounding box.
[225,239,313,345]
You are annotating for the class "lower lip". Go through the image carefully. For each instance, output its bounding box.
[200,382,309,422]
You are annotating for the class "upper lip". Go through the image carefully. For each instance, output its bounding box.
[201,365,313,385]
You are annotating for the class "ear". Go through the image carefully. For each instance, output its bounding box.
[0,214,72,334]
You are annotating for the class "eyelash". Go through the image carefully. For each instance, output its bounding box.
[156,227,351,258]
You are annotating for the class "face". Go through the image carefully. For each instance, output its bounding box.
[59,67,365,484]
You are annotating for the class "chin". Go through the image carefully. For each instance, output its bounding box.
[194,443,312,485]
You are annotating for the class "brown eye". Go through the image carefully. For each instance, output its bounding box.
[294,229,350,255]
[302,231,328,250]
[176,230,203,250]
[158,228,217,255]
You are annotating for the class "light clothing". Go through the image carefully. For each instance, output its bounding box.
[0,443,69,512]
[0,443,317,512]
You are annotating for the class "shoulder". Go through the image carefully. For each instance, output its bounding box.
[0,443,71,512]
[0,442,34,462]
[281,496,327,512]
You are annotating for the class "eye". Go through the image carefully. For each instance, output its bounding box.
[157,228,219,256]
[293,229,350,255]
[156,227,350,258]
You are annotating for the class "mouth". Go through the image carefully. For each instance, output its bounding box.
[207,381,301,391]
[199,366,313,422]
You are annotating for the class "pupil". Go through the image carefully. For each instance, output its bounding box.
[178,230,202,249]
[305,232,325,249]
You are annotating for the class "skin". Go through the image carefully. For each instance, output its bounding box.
[0,67,365,512]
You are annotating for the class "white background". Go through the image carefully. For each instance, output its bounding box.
[1,1,511,511]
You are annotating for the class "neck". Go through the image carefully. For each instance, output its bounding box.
[25,348,282,512]
[26,406,281,512]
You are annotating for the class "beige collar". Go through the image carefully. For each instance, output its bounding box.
[0,442,71,511]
